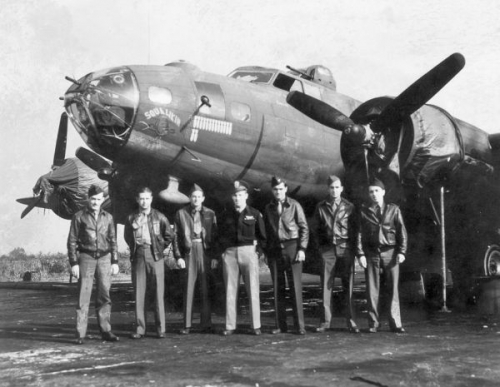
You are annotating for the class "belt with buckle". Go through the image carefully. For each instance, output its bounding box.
[80,249,110,259]
[192,238,203,243]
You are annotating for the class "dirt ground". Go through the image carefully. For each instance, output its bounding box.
[0,273,499,387]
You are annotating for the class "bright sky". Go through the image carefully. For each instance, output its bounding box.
[1,0,499,255]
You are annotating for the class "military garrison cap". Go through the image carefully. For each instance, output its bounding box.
[368,177,385,190]
[271,176,286,187]
[88,184,104,197]
[189,183,204,195]
[327,175,341,185]
[233,180,248,193]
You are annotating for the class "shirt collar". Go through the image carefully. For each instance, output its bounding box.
[191,205,203,214]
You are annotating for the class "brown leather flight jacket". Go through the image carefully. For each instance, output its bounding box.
[124,209,173,261]
[356,202,407,256]
[67,208,118,267]
[312,197,356,249]
[173,205,217,259]
[264,196,309,251]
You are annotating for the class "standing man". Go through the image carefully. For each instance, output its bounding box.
[174,184,218,334]
[125,187,173,339]
[67,184,120,345]
[265,176,309,335]
[313,175,359,333]
[356,178,407,333]
[218,180,266,336]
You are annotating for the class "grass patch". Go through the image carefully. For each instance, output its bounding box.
[0,247,132,282]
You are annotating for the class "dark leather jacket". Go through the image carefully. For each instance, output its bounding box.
[312,197,355,249]
[124,209,173,261]
[173,205,217,259]
[67,208,118,267]
[264,196,309,251]
[218,206,266,253]
[356,202,407,256]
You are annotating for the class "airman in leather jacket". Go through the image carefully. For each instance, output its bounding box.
[125,209,173,261]
[356,202,407,256]
[313,197,356,249]
[67,208,118,267]
[264,196,309,251]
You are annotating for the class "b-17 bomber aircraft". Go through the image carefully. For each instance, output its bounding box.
[17,54,500,301]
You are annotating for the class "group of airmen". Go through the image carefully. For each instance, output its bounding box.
[67,174,407,345]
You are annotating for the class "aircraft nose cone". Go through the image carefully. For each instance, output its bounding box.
[64,67,139,158]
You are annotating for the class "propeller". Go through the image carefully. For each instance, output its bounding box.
[53,112,68,168]
[19,196,43,219]
[287,53,466,184]
[75,147,112,171]
[18,113,69,218]
[371,53,465,132]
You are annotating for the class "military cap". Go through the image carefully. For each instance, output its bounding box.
[368,177,385,190]
[233,180,248,193]
[327,175,341,185]
[88,184,104,197]
[189,183,204,195]
[271,176,286,187]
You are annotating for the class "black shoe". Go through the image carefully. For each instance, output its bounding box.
[221,329,234,336]
[129,333,143,339]
[391,327,406,334]
[102,332,119,342]
[315,326,327,333]
[271,328,286,335]
[157,332,166,339]
[252,328,261,336]
[368,327,377,333]
[296,329,306,335]
[348,327,360,334]
[76,337,84,345]
[179,328,190,335]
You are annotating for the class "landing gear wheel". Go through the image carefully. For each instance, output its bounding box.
[484,244,500,277]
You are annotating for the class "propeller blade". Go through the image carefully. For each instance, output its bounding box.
[53,112,68,168]
[363,148,370,183]
[75,147,111,171]
[286,91,354,132]
[372,53,465,131]
[20,196,43,219]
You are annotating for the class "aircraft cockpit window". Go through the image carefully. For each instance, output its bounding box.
[229,71,274,84]
[273,74,303,93]
[148,86,172,105]
[231,102,251,122]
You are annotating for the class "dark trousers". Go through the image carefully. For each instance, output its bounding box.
[319,245,357,328]
[269,241,304,331]
[132,245,165,335]
[365,248,402,329]
[76,253,112,338]
[183,242,211,329]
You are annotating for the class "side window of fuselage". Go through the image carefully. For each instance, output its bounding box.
[231,102,251,122]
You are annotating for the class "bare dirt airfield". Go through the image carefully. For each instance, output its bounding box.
[0,270,499,387]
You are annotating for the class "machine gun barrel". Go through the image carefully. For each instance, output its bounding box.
[286,65,313,80]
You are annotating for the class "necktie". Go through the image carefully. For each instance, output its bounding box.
[376,205,382,220]
[277,201,282,215]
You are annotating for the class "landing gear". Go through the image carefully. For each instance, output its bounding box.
[483,244,500,277]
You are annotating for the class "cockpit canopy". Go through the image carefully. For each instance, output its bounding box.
[228,64,336,91]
